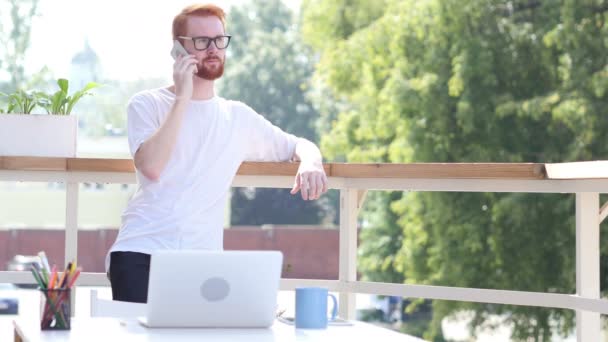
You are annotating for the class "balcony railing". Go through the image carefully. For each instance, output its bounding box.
[1,156,608,341]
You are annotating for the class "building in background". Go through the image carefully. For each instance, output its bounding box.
[69,39,102,91]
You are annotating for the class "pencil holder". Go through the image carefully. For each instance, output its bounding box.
[39,288,71,330]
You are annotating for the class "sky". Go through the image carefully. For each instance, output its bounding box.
[20,0,301,82]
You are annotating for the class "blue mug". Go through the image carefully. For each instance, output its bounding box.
[295,287,338,329]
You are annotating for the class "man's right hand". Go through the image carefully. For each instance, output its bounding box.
[134,55,196,181]
[173,54,198,100]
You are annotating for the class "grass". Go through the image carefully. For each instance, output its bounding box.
[0,182,232,229]
[0,183,133,228]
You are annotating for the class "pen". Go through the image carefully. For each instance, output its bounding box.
[48,265,57,289]
[38,252,51,272]
[70,260,77,275]
[31,252,78,329]
[59,262,72,289]
[32,263,47,288]
[32,266,67,328]
[40,267,49,285]
[30,267,45,289]
[66,267,81,289]
[44,267,81,325]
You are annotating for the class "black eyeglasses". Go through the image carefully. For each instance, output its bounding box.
[178,35,232,50]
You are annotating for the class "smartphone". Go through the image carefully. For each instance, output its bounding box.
[171,40,189,60]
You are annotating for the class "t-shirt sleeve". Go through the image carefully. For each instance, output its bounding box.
[126,94,159,158]
[241,104,299,162]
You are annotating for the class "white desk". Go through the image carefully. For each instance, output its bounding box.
[12,317,427,342]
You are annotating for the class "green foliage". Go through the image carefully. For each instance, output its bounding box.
[0,0,41,91]
[302,0,608,340]
[227,0,293,59]
[1,79,100,115]
[223,0,318,141]
[223,0,336,226]
[301,0,387,51]
[37,79,100,115]
[0,89,39,114]
[359,191,405,284]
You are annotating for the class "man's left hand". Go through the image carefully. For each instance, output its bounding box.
[290,162,328,200]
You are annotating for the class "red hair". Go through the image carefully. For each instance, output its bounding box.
[172,4,226,40]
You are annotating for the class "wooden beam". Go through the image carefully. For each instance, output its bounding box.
[7,156,608,180]
[1,156,66,171]
[0,157,549,179]
[67,158,134,172]
[237,162,297,176]
[331,162,545,179]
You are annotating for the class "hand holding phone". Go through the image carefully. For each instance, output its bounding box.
[171,40,197,100]
[171,40,189,60]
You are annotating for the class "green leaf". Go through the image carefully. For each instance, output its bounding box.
[50,90,67,114]
[301,0,606,340]
[57,78,69,94]
[64,82,100,115]
[11,93,25,113]
[80,82,100,93]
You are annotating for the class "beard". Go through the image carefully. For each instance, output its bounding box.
[196,56,225,80]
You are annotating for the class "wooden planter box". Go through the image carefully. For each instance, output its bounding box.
[0,114,77,157]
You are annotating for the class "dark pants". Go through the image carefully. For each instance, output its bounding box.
[108,251,151,303]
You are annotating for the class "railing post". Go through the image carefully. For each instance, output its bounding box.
[339,189,358,319]
[65,181,79,315]
[576,193,600,342]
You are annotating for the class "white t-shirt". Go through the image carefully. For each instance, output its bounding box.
[105,87,299,271]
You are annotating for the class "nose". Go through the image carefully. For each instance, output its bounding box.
[207,42,219,53]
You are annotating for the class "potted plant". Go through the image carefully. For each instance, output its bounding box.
[0,79,99,158]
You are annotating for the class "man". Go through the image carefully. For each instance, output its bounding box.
[106,4,328,303]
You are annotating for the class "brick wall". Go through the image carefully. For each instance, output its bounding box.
[0,226,346,280]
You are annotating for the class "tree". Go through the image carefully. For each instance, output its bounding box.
[222,0,336,226]
[0,0,42,92]
[302,0,608,340]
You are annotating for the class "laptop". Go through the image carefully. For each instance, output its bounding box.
[139,250,283,328]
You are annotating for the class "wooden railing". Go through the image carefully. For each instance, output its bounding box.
[1,156,608,341]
